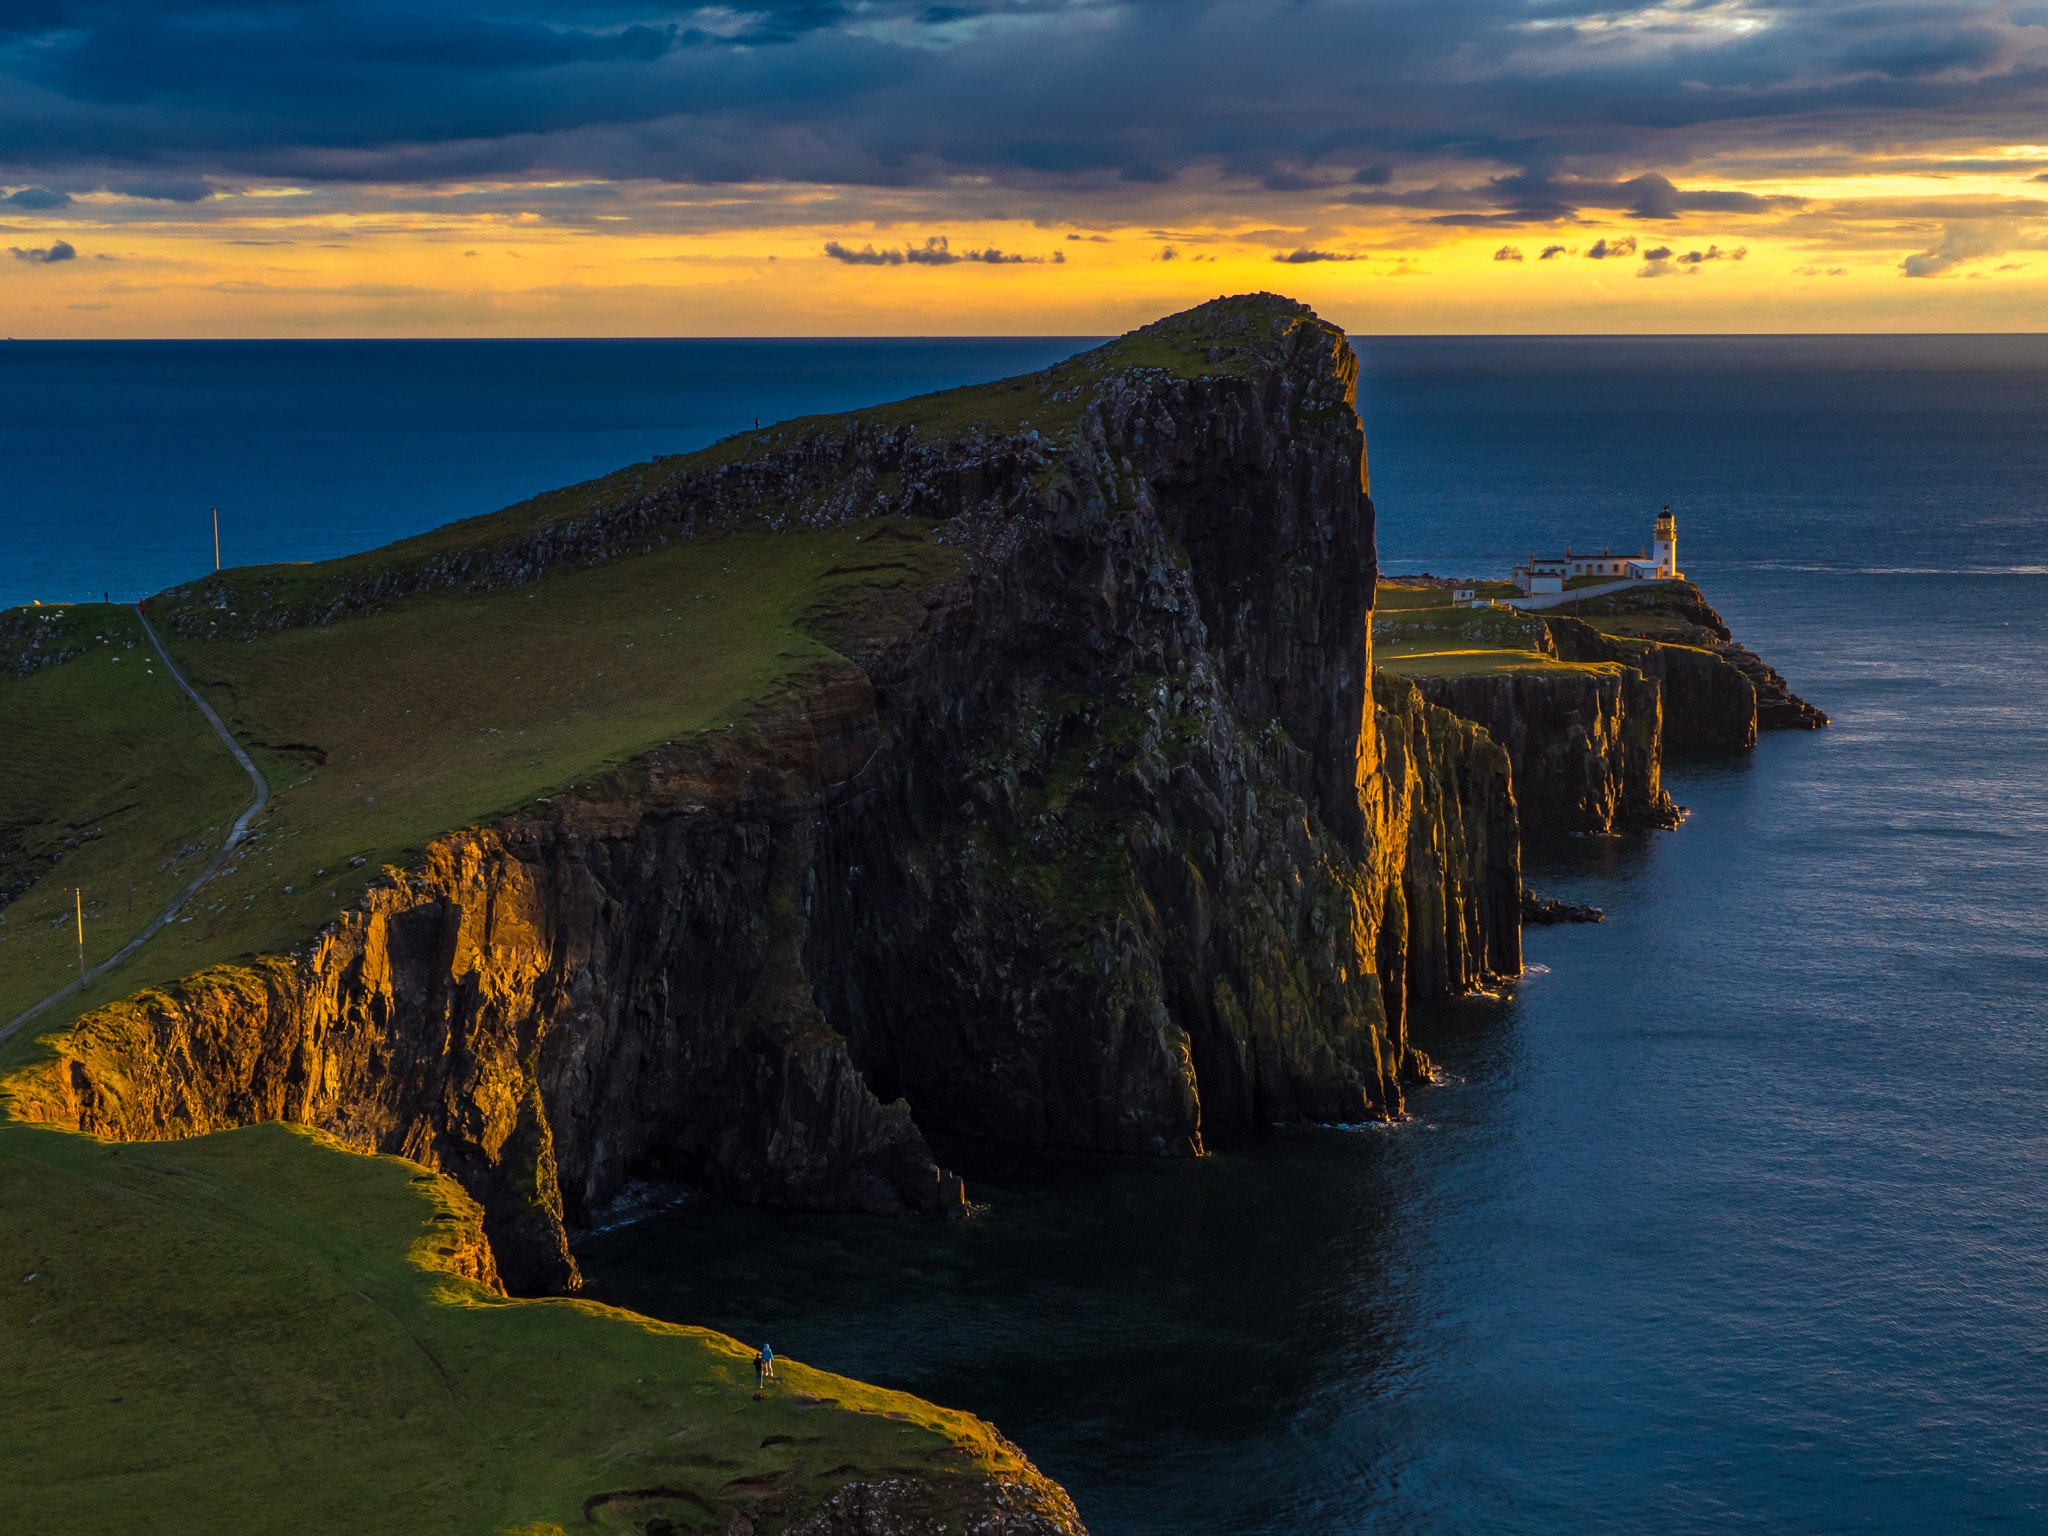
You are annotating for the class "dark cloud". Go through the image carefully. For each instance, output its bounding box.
[110,178,211,201]
[1539,244,1567,259]
[1605,173,1790,220]
[1408,170,1807,225]
[1585,236,1637,259]
[1261,170,1337,192]
[821,234,1052,264]
[822,240,900,264]
[1639,241,1745,275]
[5,186,71,208]
[1493,244,1523,261]
[0,0,2039,212]
[10,238,76,261]
[1274,247,1364,263]
[1342,185,1495,212]
[1424,212,1535,228]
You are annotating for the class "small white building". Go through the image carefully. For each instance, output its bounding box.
[1514,508,1680,596]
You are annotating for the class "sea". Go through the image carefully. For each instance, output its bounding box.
[4,334,2045,1534]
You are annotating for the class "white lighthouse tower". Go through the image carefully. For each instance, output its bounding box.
[1652,506,1679,578]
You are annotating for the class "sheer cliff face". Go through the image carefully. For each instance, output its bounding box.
[11,296,1519,1293]
[1410,666,1678,837]
[1400,604,1772,837]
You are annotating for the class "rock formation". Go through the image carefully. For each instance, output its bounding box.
[1409,664,1678,836]
[1386,585,1824,837]
[11,296,1523,1295]
[1552,584,1829,731]
[1521,890,1605,924]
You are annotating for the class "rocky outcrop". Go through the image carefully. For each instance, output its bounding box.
[1385,581,1819,836]
[1723,642,1829,730]
[1624,641,1759,750]
[1410,664,1678,836]
[1371,673,1521,1024]
[787,1469,1087,1536]
[1521,890,1604,924]
[1552,584,1828,730]
[1543,615,1758,752]
[9,295,1523,1294]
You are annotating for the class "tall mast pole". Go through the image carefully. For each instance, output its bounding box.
[213,507,221,571]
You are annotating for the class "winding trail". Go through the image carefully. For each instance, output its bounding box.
[0,604,270,1047]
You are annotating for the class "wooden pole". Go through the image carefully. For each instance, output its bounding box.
[75,888,85,989]
[213,507,221,571]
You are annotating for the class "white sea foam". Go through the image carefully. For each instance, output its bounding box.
[1319,1115,1424,1133]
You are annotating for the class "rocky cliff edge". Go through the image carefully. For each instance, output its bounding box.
[7,296,1521,1306]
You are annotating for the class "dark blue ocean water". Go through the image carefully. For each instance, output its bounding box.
[7,336,2046,1533]
[0,337,1090,610]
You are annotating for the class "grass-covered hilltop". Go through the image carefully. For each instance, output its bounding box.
[0,294,1821,1536]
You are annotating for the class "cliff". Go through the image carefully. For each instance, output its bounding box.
[10,295,1522,1298]
[1373,602,1683,836]
[1370,673,1522,1015]
[1408,663,1678,836]
[1376,578,1822,836]
[1549,583,1828,731]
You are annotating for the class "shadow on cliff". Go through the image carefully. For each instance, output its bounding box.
[5,294,1523,1299]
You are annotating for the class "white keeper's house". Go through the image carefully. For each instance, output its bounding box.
[1512,508,1680,596]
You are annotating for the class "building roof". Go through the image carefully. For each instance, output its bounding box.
[1520,551,1651,566]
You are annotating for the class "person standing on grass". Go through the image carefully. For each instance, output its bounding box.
[762,1342,776,1382]
[754,1348,766,1394]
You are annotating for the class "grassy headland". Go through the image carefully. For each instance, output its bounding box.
[0,297,1333,1531]
[2,298,1295,1047]
[1,1117,1038,1536]
[1372,581,1614,681]
[0,520,959,1058]
[0,518,1008,1534]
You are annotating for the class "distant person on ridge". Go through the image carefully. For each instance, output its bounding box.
[762,1342,776,1382]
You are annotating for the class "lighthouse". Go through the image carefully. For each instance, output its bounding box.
[1653,506,1678,578]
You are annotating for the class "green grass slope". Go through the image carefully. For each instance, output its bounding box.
[0,521,958,1062]
[0,605,251,1027]
[1372,582,1612,681]
[1,1118,1038,1536]
[0,297,1329,1531]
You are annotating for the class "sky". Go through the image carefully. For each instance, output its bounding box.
[4,0,2048,335]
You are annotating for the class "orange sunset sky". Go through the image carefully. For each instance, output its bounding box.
[5,2,2048,336]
